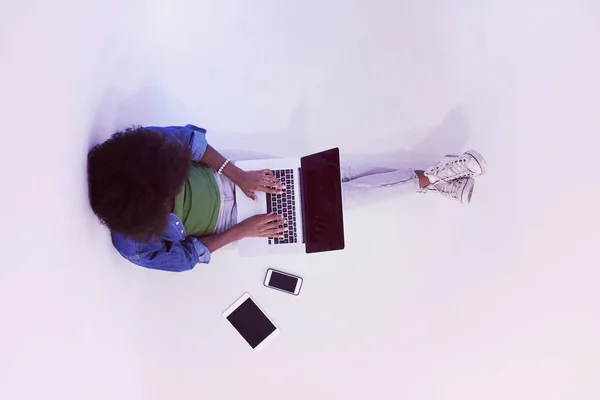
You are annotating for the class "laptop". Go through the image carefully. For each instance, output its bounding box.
[234,148,345,256]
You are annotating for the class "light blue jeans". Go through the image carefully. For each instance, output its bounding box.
[212,151,419,234]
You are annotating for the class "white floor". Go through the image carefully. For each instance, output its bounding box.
[2,1,600,399]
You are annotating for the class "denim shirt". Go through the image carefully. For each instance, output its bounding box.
[110,125,212,272]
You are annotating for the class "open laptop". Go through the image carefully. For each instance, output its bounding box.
[234,148,345,256]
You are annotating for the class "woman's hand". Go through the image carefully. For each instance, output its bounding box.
[234,213,287,239]
[234,170,285,201]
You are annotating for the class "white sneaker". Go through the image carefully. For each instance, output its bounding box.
[425,150,487,183]
[423,177,475,204]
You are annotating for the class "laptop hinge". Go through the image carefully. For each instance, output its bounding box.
[298,167,308,244]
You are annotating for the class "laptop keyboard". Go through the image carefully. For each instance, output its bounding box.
[267,169,298,245]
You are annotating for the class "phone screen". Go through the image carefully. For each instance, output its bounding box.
[268,271,299,292]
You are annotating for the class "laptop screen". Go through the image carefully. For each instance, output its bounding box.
[300,148,345,253]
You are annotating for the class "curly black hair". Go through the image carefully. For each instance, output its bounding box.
[88,126,192,241]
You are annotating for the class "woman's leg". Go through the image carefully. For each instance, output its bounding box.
[340,149,488,208]
[339,163,428,209]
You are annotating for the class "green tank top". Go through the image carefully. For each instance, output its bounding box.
[173,164,221,237]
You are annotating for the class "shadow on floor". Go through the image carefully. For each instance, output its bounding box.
[92,86,470,171]
[340,107,470,170]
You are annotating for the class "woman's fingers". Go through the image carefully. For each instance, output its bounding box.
[258,213,284,225]
[261,186,285,195]
[261,178,285,189]
[261,175,281,183]
[260,224,287,238]
[260,169,274,176]
[244,213,285,238]
[257,171,283,185]
[244,172,284,193]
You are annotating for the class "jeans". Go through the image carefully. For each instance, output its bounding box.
[212,151,419,235]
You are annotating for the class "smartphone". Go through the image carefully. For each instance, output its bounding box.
[264,269,303,295]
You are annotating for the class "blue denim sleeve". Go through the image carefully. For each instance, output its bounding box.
[145,124,208,162]
[111,233,211,272]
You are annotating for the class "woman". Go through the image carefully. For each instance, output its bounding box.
[88,124,487,272]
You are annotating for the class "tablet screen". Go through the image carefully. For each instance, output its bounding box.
[226,298,277,348]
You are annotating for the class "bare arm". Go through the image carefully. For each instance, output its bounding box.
[200,145,284,200]
[196,226,243,253]
[201,145,244,183]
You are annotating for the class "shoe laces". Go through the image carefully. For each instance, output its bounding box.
[422,178,465,201]
[433,157,473,181]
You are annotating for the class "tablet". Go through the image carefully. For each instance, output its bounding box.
[222,293,280,352]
